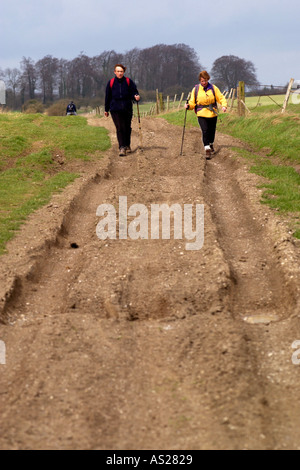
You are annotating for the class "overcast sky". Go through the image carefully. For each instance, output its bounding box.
[0,0,299,86]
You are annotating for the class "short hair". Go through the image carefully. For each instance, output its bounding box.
[199,70,210,81]
[114,64,127,72]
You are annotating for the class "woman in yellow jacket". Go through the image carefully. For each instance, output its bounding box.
[185,70,227,159]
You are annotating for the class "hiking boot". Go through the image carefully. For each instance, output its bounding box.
[119,147,126,157]
[125,146,132,154]
[205,149,212,160]
[210,144,215,154]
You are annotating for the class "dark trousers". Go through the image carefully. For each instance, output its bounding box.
[198,116,218,146]
[111,110,133,149]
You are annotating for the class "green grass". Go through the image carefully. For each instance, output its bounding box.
[253,163,300,212]
[160,103,300,239]
[0,113,110,162]
[162,108,195,128]
[133,100,185,117]
[0,113,111,253]
[232,148,300,238]
[218,107,300,163]
[232,94,288,112]
[219,109,300,238]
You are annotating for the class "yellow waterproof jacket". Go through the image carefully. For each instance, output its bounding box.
[188,83,227,118]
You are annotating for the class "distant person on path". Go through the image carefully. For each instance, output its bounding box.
[105,64,140,157]
[185,71,227,159]
[66,101,77,115]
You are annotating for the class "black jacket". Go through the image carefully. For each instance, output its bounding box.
[105,76,139,113]
[66,102,77,113]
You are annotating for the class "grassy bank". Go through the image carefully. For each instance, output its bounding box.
[161,105,300,238]
[219,104,300,163]
[218,106,300,239]
[0,113,110,254]
[162,104,300,164]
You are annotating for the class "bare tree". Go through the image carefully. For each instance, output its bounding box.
[73,53,94,98]
[20,57,37,100]
[36,55,59,103]
[211,55,259,90]
[5,68,21,107]
[57,59,68,99]
[131,44,203,93]
[6,46,261,109]
[123,48,140,85]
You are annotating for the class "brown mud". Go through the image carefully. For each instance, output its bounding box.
[0,115,300,450]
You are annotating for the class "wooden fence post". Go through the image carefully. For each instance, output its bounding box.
[156,89,160,114]
[229,89,236,112]
[241,100,251,114]
[159,92,164,112]
[178,92,184,109]
[282,78,295,113]
[237,81,245,116]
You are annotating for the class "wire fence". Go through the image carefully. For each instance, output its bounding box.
[221,79,298,115]
[93,79,299,118]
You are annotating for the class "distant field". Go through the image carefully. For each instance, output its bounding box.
[135,93,298,116]
[245,94,286,108]
[133,99,184,117]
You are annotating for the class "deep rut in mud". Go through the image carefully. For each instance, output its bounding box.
[0,117,300,450]
[205,154,297,323]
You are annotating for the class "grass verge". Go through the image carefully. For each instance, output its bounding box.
[218,105,300,163]
[232,148,300,238]
[160,105,300,238]
[0,113,111,254]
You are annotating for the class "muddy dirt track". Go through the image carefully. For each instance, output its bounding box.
[1,115,300,450]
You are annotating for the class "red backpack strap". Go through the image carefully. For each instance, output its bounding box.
[110,77,130,88]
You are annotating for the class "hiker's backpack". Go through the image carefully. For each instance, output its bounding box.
[110,77,130,89]
[194,84,217,115]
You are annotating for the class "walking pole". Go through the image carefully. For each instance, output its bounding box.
[180,93,191,156]
[136,102,143,152]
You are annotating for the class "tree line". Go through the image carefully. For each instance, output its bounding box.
[0,44,260,110]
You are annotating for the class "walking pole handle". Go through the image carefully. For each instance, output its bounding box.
[136,101,143,150]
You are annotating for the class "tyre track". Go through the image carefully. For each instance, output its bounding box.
[204,137,300,448]
[205,152,297,323]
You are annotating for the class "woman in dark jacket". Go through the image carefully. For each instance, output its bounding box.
[105,64,140,156]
